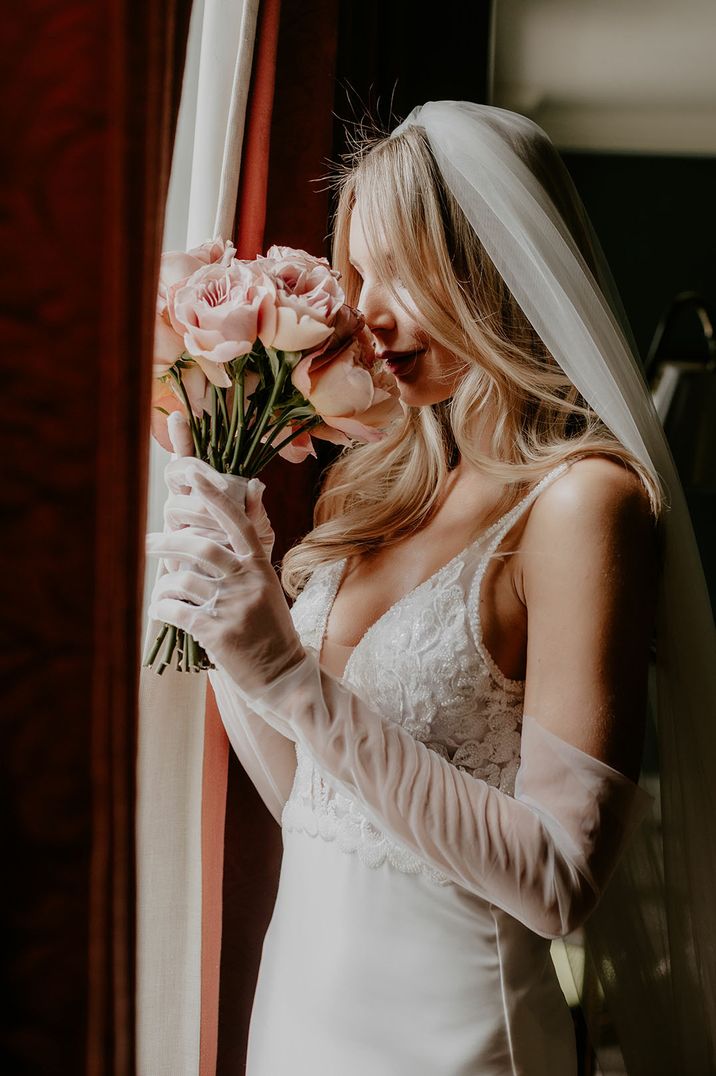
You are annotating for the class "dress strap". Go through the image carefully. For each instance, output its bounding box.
[466,459,575,693]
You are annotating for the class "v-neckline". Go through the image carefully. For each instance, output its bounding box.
[319,511,511,684]
[317,459,573,683]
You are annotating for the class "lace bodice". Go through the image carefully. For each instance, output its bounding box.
[281,462,570,884]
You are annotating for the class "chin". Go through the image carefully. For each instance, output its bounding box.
[398,384,452,408]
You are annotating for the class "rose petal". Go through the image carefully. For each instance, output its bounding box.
[270,306,335,352]
[276,427,317,463]
[310,422,353,446]
[153,311,185,377]
[319,414,387,442]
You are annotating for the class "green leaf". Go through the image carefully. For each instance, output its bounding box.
[230,352,251,379]
[264,344,281,380]
[280,405,316,420]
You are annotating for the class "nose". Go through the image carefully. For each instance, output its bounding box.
[357,279,396,337]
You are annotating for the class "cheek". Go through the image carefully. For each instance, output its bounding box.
[423,345,468,391]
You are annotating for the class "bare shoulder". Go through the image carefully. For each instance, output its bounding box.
[518,454,659,779]
[520,454,656,576]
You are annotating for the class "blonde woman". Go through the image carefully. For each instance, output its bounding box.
[147,103,715,1074]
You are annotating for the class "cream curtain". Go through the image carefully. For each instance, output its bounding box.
[136,1,260,1071]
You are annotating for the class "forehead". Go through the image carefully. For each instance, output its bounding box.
[348,200,390,267]
[348,202,368,256]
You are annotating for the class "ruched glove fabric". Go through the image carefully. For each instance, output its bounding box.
[146,459,653,938]
[149,412,298,824]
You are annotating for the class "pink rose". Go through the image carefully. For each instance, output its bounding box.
[180,363,214,417]
[153,308,185,377]
[157,237,237,316]
[167,261,277,387]
[291,324,402,442]
[300,303,365,364]
[258,245,345,352]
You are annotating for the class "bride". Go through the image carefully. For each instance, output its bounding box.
[146,103,714,1073]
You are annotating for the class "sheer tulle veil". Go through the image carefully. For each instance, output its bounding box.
[388,102,716,1073]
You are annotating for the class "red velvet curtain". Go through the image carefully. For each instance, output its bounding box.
[1,1,495,1071]
[1,0,192,1072]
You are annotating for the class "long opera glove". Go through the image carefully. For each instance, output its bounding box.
[230,649,654,940]
[146,465,653,936]
[159,414,297,825]
[206,663,296,826]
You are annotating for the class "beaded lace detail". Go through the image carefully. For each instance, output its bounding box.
[282,462,570,884]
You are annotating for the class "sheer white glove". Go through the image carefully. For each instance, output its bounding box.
[149,411,297,824]
[145,453,306,700]
[234,651,654,940]
[163,411,276,563]
[145,469,653,936]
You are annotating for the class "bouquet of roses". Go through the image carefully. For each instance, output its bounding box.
[145,238,401,674]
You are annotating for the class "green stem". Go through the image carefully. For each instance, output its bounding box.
[144,622,170,668]
[187,633,198,672]
[213,388,226,463]
[210,386,218,456]
[249,410,317,472]
[239,364,289,475]
[253,415,324,472]
[216,385,230,432]
[155,624,178,676]
[226,366,247,471]
[222,377,241,464]
[238,389,261,458]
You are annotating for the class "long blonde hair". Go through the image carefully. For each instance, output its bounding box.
[281,121,665,598]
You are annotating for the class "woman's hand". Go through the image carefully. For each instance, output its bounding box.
[162,411,276,562]
[146,422,306,695]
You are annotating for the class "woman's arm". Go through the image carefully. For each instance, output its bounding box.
[228,458,656,937]
[156,413,299,825]
[517,455,659,784]
[147,456,657,937]
[208,663,297,826]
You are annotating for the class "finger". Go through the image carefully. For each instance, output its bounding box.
[164,456,199,496]
[190,469,265,560]
[168,410,195,458]
[145,529,237,577]
[164,456,228,496]
[152,568,217,607]
[163,490,230,536]
[147,595,198,635]
[245,477,268,520]
[244,480,275,554]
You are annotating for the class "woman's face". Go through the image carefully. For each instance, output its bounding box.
[348,204,468,407]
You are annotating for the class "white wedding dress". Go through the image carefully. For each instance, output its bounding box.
[218,459,586,1075]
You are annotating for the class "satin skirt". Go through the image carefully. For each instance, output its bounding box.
[245,828,577,1076]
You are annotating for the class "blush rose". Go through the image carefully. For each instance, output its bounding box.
[291,323,402,443]
[166,261,278,387]
[258,245,345,352]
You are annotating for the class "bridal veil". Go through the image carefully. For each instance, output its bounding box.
[387,101,716,1074]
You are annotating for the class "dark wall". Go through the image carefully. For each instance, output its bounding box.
[561,151,716,365]
[329,2,493,240]
[562,151,716,610]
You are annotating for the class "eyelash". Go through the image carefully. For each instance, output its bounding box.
[353,265,406,289]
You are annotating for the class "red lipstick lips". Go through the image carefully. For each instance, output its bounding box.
[378,349,422,378]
